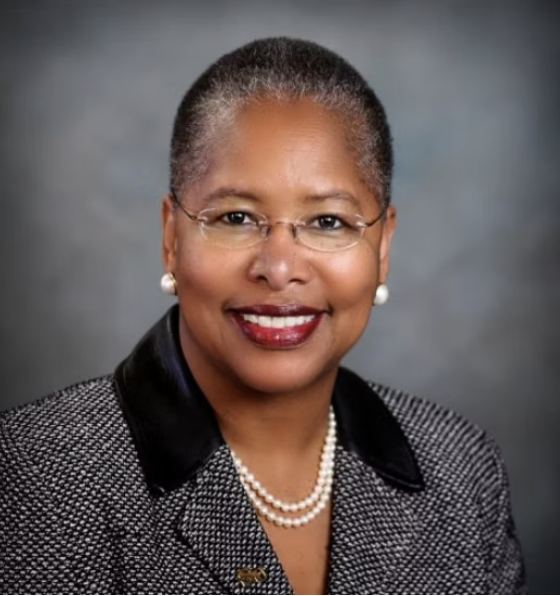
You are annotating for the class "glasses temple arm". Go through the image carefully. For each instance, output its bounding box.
[363,203,388,227]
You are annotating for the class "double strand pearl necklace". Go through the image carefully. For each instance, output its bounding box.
[231,407,337,528]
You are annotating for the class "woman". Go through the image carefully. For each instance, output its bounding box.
[0,37,526,595]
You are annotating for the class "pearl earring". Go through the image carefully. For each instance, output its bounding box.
[160,272,177,296]
[373,283,389,306]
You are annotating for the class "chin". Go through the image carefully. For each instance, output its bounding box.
[227,353,340,397]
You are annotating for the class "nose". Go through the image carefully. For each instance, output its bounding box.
[246,221,311,290]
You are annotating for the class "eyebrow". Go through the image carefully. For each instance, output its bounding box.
[302,190,361,208]
[201,187,362,208]
[202,187,261,204]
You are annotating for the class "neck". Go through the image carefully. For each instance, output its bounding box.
[216,383,335,456]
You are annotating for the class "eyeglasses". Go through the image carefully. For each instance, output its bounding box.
[171,194,386,252]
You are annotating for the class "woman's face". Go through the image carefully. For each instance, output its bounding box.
[162,99,396,396]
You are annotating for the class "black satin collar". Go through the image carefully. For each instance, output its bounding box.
[114,306,424,494]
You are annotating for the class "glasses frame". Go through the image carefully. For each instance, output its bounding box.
[170,192,387,252]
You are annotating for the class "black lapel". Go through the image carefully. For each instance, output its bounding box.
[333,367,424,492]
[114,305,223,493]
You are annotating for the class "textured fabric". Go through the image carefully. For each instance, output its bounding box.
[0,309,527,594]
[0,378,526,594]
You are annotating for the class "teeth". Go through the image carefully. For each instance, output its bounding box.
[240,314,316,328]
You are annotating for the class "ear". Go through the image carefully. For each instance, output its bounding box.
[378,205,397,284]
[162,194,177,273]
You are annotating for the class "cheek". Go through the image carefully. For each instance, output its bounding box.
[324,246,379,309]
[320,249,378,354]
[175,236,243,302]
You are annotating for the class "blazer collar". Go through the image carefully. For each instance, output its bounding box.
[114,305,424,494]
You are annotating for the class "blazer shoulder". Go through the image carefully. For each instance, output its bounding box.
[0,375,122,471]
[1,374,116,424]
[371,381,487,439]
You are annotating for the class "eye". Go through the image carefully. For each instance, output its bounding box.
[311,214,346,230]
[221,211,256,226]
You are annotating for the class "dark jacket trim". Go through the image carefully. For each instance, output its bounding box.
[114,305,424,493]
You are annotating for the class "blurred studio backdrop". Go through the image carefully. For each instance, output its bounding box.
[1,0,559,592]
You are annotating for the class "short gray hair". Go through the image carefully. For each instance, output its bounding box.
[170,37,393,205]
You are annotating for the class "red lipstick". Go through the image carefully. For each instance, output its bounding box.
[230,304,324,349]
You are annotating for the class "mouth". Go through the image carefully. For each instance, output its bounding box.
[229,305,325,349]
[238,313,316,328]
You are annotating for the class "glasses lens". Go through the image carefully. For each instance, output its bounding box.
[298,226,361,251]
[297,212,365,251]
[198,207,263,248]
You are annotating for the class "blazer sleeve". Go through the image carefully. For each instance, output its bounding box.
[484,435,528,595]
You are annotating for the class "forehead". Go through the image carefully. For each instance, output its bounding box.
[191,98,375,208]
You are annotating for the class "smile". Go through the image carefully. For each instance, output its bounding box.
[239,314,316,328]
[230,305,324,349]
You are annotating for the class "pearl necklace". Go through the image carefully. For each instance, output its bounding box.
[231,407,337,528]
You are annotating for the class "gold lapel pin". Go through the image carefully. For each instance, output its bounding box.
[236,567,269,588]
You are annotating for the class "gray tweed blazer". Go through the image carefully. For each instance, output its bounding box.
[0,306,527,595]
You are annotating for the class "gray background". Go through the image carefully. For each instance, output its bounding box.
[1,0,559,592]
